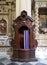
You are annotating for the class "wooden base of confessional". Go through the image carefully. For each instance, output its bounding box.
[11,49,37,62]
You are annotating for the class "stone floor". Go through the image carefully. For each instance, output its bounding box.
[0,46,47,65]
[0,58,47,65]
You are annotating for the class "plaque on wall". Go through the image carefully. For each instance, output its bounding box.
[38,7,47,34]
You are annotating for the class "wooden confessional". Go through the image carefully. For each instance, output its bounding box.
[11,10,38,61]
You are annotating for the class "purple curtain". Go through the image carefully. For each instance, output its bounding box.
[24,30,29,49]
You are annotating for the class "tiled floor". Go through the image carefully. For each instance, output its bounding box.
[0,47,47,65]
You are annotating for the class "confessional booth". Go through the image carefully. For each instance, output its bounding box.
[11,11,38,61]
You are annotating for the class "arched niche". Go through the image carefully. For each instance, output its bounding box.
[0,18,7,35]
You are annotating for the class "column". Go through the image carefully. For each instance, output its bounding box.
[16,0,31,17]
[35,2,39,38]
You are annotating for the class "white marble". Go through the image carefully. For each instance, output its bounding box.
[35,46,47,60]
[0,36,10,46]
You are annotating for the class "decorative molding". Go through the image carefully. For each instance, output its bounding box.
[0,0,16,37]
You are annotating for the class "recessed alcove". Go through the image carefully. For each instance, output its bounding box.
[18,26,30,49]
[19,26,29,34]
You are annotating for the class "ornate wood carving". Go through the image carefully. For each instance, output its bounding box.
[11,10,38,61]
